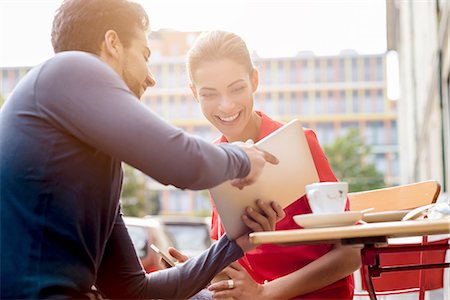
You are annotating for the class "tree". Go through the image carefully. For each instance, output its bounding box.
[121,164,160,217]
[323,128,385,193]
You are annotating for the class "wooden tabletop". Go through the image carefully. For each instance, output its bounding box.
[249,217,450,245]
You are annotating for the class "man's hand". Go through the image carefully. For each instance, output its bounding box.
[159,247,189,269]
[231,140,278,190]
[235,200,285,252]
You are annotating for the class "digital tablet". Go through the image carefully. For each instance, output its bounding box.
[209,119,320,239]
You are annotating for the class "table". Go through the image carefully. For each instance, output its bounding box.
[249,217,450,300]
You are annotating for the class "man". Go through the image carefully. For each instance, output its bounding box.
[0,0,283,298]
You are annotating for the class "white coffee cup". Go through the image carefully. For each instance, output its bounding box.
[305,182,348,214]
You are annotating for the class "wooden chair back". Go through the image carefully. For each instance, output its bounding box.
[348,180,441,212]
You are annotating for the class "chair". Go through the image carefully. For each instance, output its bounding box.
[348,180,449,300]
[349,180,441,213]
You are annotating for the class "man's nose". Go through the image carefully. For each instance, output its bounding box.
[145,70,156,88]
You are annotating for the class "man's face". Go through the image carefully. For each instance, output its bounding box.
[119,28,155,99]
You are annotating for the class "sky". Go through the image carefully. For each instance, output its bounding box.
[0,0,387,67]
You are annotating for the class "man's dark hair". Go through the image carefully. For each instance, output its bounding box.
[51,0,149,54]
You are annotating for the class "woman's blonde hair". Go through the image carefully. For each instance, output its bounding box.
[186,30,255,83]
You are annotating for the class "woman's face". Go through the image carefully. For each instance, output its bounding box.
[190,59,258,141]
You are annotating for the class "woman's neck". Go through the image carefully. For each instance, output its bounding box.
[226,111,262,143]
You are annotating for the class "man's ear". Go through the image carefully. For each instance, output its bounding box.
[251,68,259,93]
[102,30,123,59]
[189,82,199,102]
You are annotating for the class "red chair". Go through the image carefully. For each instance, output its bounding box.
[349,180,449,300]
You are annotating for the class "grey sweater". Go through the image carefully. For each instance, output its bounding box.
[0,51,248,299]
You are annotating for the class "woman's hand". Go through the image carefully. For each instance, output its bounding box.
[208,262,267,300]
[235,199,285,252]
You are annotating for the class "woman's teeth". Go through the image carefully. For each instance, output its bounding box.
[219,112,239,122]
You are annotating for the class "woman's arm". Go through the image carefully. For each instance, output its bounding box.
[210,243,361,300]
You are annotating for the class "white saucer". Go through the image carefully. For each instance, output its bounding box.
[293,211,363,228]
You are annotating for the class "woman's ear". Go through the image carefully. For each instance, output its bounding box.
[189,82,199,102]
[251,68,259,93]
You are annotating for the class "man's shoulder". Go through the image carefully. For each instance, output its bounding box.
[37,51,121,88]
[46,51,108,71]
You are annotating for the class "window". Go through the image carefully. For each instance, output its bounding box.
[391,121,398,144]
[351,58,358,81]
[260,61,271,85]
[289,60,298,83]
[314,92,322,115]
[301,61,309,83]
[254,92,264,111]
[276,60,286,84]
[189,96,203,118]
[374,153,386,174]
[339,91,346,114]
[326,59,334,82]
[194,192,211,211]
[365,121,385,145]
[177,64,187,88]
[162,64,172,89]
[178,96,188,118]
[166,96,175,119]
[263,96,277,115]
[167,64,176,88]
[364,90,372,113]
[326,92,334,114]
[290,92,298,115]
[153,97,163,116]
[340,122,359,136]
[314,123,335,145]
[168,190,191,212]
[314,60,322,82]
[392,152,399,176]
[278,92,288,115]
[376,56,384,80]
[364,58,371,81]
[352,91,360,113]
[338,58,345,82]
[301,93,310,115]
[376,90,384,112]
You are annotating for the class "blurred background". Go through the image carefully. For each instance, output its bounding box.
[1,0,449,270]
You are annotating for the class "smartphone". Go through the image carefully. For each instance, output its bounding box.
[150,244,175,267]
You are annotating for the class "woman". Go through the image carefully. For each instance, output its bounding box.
[186,30,361,299]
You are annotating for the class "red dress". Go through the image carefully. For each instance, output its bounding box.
[209,111,354,299]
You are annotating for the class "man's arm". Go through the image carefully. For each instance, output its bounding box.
[35,52,249,190]
[95,213,243,299]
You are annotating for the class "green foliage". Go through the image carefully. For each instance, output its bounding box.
[192,190,212,217]
[0,93,5,108]
[121,164,160,217]
[323,128,385,193]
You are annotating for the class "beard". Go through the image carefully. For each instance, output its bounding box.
[121,58,144,99]
[123,73,142,99]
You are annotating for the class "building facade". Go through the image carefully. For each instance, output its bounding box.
[387,0,449,193]
[0,32,398,215]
